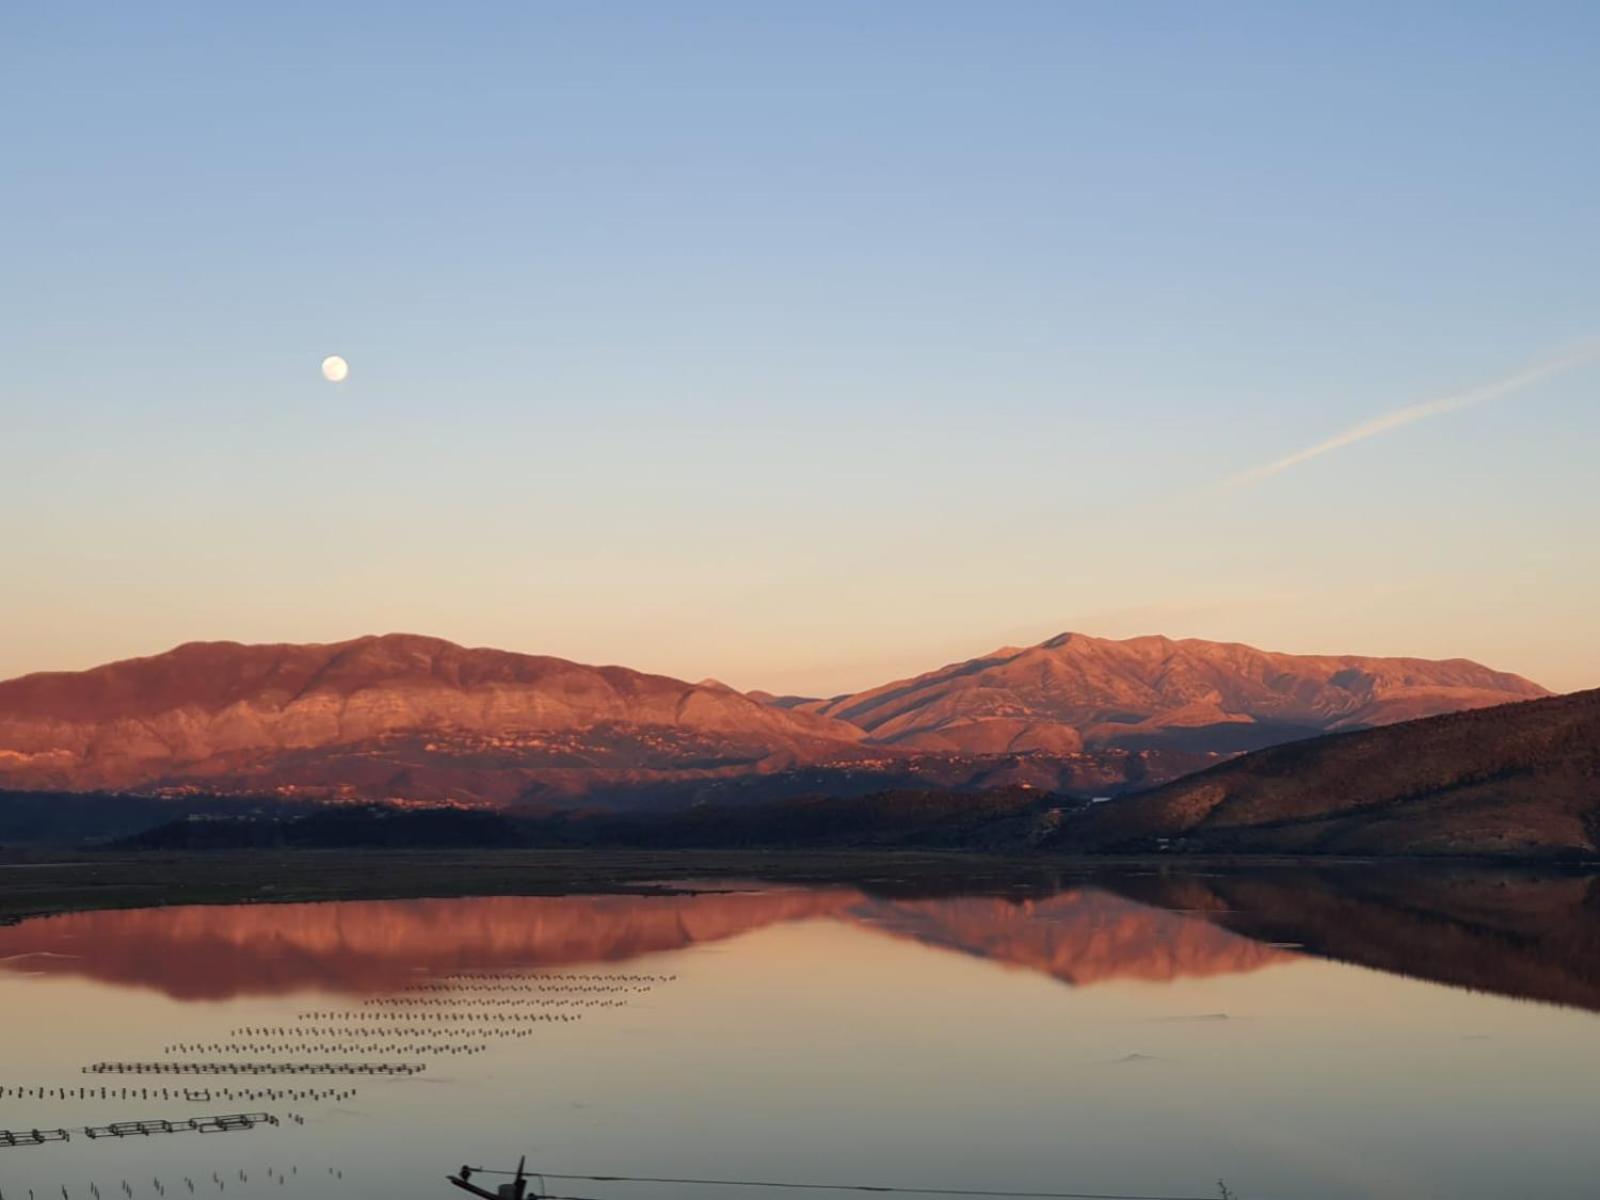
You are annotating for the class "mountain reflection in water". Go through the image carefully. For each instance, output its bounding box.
[0,886,1289,1000]
[3,868,1600,1200]
[0,867,1595,1012]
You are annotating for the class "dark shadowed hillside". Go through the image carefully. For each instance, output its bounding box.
[1056,688,1600,858]
[1099,865,1600,1013]
[115,789,1059,853]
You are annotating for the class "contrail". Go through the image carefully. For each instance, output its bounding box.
[1220,338,1600,491]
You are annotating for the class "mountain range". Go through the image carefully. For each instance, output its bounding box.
[0,631,1548,807]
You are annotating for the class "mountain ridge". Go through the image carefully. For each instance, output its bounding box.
[0,633,869,800]
[784,630,1547,754]
[0,630,1549,807]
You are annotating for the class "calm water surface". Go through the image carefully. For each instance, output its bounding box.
[1,868,1597,1200]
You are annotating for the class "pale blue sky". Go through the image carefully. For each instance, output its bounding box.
[3,2,1598,693]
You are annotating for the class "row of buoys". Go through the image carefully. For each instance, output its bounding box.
[169,1017,587,1058]
[397,982,657,993]
[264,1001,624,1030]
[262,1017,604,1036]
[440,971,673,981]
[0,1128,70,1147]
[0,1088,348,1104]
[416,982,657,992]
[353,995,628,1007]
[159,1043,486,1058]
[82,1063,423,1077]
[221,1018,583,1041]
[0,1113,273,1148]
[483,984,653,993]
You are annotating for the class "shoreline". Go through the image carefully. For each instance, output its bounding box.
[2,847,1594,926]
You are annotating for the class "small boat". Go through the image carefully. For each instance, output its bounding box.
[450,1155,530,1200]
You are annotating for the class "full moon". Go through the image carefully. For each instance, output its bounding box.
[320,355,350,383]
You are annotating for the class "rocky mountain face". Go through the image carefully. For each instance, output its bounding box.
[1054,688,1600,858]
[0,635,869,804]
[0,631,1549,808]
[790,631,1547,755]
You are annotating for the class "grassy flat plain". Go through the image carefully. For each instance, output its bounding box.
[0,848,1107,923]
[5,845,1577,932]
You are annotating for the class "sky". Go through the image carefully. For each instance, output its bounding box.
[3,1,1598,695]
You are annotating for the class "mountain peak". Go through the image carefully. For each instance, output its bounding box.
[810,631,1547,755]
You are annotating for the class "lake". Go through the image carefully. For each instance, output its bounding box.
[1,867,1597,1200]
